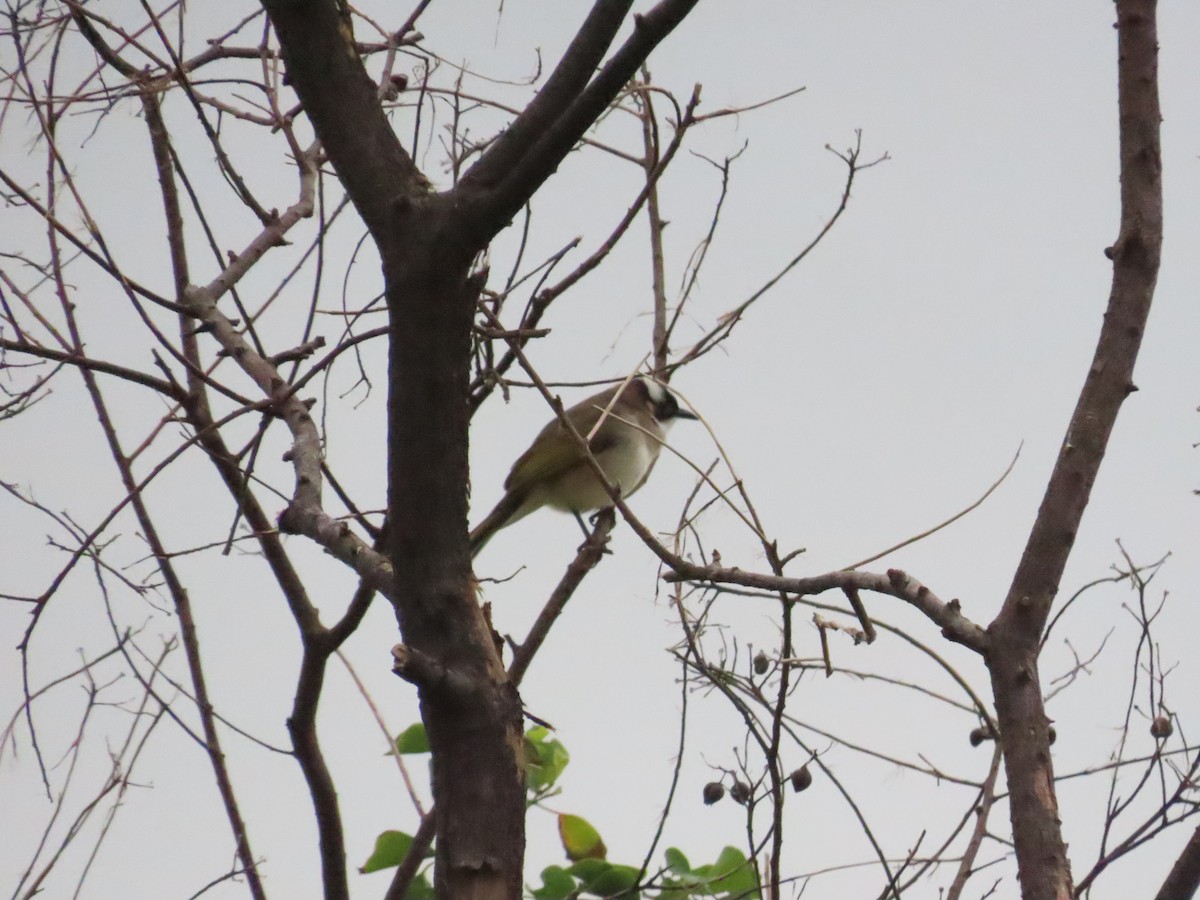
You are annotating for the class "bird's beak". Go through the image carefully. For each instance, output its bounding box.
[674,408,698,421]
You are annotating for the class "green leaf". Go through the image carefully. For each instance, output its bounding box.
[664,847,691,875]
[402,872,435,900]
[710,846,747,874]
[359,830,414,874]
[531,865,578,900]
[393,723,430,755]
[558,813,607,861]
[706,846,758,897]
[525,728,570,793]
[673,847,759,898]
[568,858,607,878]
[571,861,640,897]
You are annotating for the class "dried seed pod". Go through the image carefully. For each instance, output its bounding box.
[753,652,770,676]
[969,726,995,746]
[1151,716,1173,739]
[789,765,813,793]
[702,782,725,805]
[730,780,751,805]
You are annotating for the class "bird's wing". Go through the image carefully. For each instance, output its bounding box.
[503,404,624,494]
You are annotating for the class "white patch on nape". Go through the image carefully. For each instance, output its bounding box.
[639,375,668,405]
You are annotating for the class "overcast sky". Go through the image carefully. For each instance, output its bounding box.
[3,3,1198,898]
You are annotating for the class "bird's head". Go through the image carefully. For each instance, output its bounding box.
[637,376,698,425]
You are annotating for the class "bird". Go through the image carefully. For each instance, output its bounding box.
[470,375,696,556]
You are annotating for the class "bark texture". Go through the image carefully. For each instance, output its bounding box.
[1155,823,1200,900]
[984,3,1162,898]
[259,2,701,896]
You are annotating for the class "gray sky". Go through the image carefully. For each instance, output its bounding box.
[2,3,1198,897]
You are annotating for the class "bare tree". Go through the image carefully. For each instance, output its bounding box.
[2,2,1192,900]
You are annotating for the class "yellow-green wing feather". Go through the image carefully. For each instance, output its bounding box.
[503,389,624,493]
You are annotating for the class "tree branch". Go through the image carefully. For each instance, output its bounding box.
[464,0,701,233]
[259,0,429,236]
[985,3,1162,898]
[1154,823,1200,900]
[462,0,633,190]
[506,508,617,686]
[666,564,989,652]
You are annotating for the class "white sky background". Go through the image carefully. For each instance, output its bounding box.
[2,2,1198,898]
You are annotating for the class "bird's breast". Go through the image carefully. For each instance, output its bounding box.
[599,431,659,490]
[538,429,662,513]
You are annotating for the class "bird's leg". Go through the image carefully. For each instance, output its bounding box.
[574,507,616,555]
[572,510,591,538]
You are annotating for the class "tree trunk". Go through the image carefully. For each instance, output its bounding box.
[384,201,527,899]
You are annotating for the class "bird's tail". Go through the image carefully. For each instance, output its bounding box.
[469,490,531,558]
